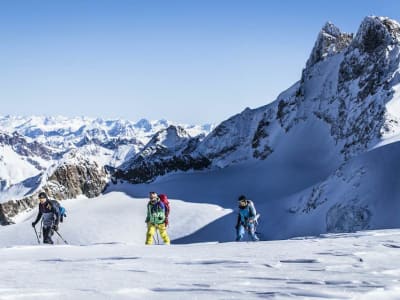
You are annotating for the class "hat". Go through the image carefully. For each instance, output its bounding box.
[38,192,47,199]
[238,195,247,201]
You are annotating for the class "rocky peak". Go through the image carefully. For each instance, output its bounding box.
[306,22,353,68]
[148,125,191,150]
[351,16,400,53]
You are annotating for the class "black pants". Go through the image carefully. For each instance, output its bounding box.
[43,226,54,244]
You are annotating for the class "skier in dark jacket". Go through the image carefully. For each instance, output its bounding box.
[31,192,60,244]
[235,195,259,241]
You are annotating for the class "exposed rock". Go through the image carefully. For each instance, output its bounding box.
[0,160,108,225]
[306,22,353,68]
[326,203,371,232]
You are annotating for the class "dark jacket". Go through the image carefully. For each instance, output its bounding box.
[33,200,60,228]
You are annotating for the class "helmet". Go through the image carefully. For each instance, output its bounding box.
[38,192,48,199]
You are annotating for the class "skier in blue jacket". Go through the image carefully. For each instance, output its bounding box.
[235,195,259,241]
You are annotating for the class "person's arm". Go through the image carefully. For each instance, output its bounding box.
[235,213,241,228]
[145,203,150,223]
[248,201,257,222]
[32,209,42,226]
[158,202,166,223]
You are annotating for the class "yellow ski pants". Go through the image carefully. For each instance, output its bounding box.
[145,223,170,245]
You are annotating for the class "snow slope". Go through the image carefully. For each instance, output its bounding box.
[0,192,231,246]
[0,190,399,299]
[0,228,400,299]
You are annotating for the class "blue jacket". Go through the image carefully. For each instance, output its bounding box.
[237,200,257,226]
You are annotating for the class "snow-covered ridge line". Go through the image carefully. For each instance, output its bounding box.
[0,115,213,149]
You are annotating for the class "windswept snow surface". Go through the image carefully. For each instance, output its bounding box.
[1,184,400,299]
[1,228,400,299]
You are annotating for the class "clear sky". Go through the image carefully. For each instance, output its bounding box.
[1,0,400,124]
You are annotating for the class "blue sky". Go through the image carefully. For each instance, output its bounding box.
[1,0,399,124]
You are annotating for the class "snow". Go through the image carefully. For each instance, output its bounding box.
[0,192,231,246]
[0,146,41,186]
[1,191,399,299]
[1,220,400,299]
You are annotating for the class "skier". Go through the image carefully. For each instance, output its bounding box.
[145,192,170,245]
[235,195,259,242]
[31,192,60,244]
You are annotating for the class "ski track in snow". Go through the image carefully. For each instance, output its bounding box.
[1,229,400,299]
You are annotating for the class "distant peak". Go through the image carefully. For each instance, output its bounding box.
[306,22,353,68]
[321,22,342,37]
[352,16,400,53]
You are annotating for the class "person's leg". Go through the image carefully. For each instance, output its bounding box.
[248,223,259,241]
[42,227,53,244]
[157,224,170,245]
[236,224,245,241]
[145,223,156,245]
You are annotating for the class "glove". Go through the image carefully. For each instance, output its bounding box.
[52,224,58,231]
[32,222,36,227]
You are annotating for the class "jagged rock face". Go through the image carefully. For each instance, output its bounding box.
[274,16,400,159]
[47,161,108,199]
[0,196,37,225]
[115,155,210,184]
[306,22,353,68]
[0,161,108,225]
[328,16,400,158]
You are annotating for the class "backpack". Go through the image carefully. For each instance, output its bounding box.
[158,194,170,225]
[50,200,67,223]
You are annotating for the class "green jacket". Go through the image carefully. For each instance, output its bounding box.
[146,200,166,225]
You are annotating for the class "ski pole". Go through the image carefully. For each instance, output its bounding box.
[33,226,40,244]
[54,230,68,244]
[39,219,43,240]
[156,231,160,245]
[153,232,159,244]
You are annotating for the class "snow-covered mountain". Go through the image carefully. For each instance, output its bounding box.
[117,125,210,183]
[0,131,57,190]
[114,16,400,238]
